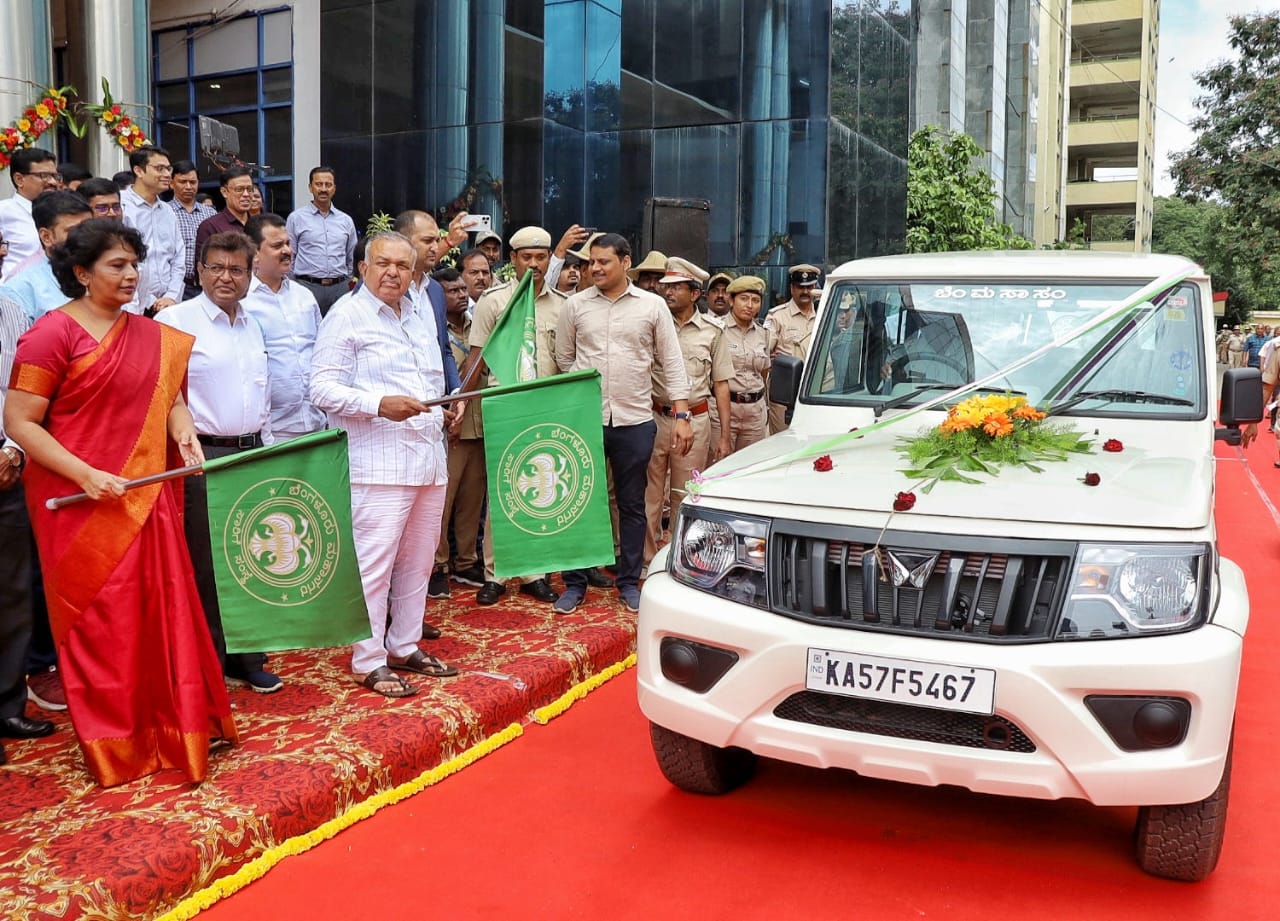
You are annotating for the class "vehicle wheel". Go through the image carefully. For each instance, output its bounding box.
[1134,739,1232,882]
[649,721,756,795]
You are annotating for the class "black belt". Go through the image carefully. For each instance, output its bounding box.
[183,275,197,287]
[730,389,765,404]
[296,274,347,286]
[198,432,263,449]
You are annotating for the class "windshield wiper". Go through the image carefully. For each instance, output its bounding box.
[873,385,1025,418]
[1047,388,1195,416]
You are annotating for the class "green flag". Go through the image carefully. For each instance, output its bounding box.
[481,370,614,579]
[202,429,371,653]
[480,268,538,385]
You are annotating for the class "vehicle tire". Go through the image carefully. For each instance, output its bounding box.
[649,721,757,795]
[1134,739,1232,882]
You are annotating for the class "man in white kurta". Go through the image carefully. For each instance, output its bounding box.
[310,232,459,696]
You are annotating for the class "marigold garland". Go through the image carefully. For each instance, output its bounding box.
[898,393,1094,493]
[0,79,152,171]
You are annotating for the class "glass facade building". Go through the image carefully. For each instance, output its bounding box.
[318,0,913,286]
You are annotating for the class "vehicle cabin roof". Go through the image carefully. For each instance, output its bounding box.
[828,250,1206,283]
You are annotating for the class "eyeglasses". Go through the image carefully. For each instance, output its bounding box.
[26,171,62,183]
[91,203,123,215]
[202,263,248,279]
[150,164,174,174]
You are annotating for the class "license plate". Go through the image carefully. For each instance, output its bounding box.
[805,648,996,716]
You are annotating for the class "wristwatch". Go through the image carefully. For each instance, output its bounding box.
[1,445,23,472]
[674,411,691,421]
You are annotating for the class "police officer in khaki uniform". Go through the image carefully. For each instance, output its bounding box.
[463,226,568,605]
[765,263,821,433]
[722,275,777,453]
[643,257,734,565]
[429,268,487,599]
[704,271,733,445]
[628,250,668,293]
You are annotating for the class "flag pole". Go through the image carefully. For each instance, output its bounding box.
[45,463,204,510]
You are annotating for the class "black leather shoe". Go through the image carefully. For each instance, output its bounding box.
[519,578,560,604]
[0,741,6,765]
[585,567,614,588]
[0,715,56,739]
[476,580,505,605]
[422,622,442,640]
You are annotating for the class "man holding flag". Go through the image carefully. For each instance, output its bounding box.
[462,226,568,605]
[311,231,460,697]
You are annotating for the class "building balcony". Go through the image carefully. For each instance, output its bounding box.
[1070,57,1141,90]
[1066,179,1138,208]
[1071,0,1146,29]
[1068,116,1139,150]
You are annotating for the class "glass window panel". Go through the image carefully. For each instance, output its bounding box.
[742,1,829,122]
[544,1,585,130]
[854,135,906,257]
[262,68,291,104]
[320,5,373,138]
[263,10,292,66]
[653,124,739,266]
[503,119,543,226]
[265,106,293,177]
[156,120,193,164]
[506,0,543,38]
[156,30,189,81]
[261,180,292,216]
[651,0,739,127]
[542,121,585,235]
[193,16,258,75]
[156,82,190,119]
[739,119,826,267]
[621,0,654,79]
[505,29,543,122]
[195,72,257,111]
[213,110,260,173]
[621,70,652,131]
[585,130,648,243]
[373,0,423,134]
[584,1,622,132]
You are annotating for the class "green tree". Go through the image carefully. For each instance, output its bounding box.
[906,125,1033,253]
[1169,12,1280,314]
[1151,196,1260,326]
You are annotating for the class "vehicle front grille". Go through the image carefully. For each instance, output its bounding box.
[774,691,1037,753]
[770,527,1073,642]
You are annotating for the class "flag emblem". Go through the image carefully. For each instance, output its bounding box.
[497,425,596,535]
[223,477,342,606]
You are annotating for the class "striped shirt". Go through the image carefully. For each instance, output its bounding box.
[121,187,185,309]
[169,199,217,279]
[310,285,447,487]
[0,293,32,450]
[287,203,357,279]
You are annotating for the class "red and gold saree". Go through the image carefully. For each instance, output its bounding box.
[10,310,237,787]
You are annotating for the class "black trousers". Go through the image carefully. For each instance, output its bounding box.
[182,443,266,676]
[296,277,349,317]
[564,420,655,592]
[0,487,33,719]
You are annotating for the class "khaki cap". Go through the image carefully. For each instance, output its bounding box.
[570,231,605,261]
[659,256,709,286]
[508,225,552,250]
[707,272,734,288]
[788,263,821,286]
[627,249,668,280]
[475,230,502,247]
[727,275,766,296]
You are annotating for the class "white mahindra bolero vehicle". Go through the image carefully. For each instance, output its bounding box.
[637,251,1262,882]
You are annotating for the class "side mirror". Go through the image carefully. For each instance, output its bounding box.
[770,354,804,409]
[1217,367,1264,443]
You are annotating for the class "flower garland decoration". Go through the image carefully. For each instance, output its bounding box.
[897,393,1094,495]
[79,79,151,153]
[0,86,74,170]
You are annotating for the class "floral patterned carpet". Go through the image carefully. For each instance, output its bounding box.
[0,585,637,920]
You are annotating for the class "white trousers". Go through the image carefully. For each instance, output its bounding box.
[350,483,447,675]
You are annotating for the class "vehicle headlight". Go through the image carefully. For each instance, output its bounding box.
[670,507,770,609]
[1057,543,1210,639]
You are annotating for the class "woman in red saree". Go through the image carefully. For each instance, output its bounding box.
[3,219,237,787]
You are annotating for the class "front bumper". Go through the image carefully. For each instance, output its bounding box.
[637,572,1241,806]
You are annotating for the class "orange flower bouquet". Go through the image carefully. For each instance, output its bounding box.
[898,393,1093,492]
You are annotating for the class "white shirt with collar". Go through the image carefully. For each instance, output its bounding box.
[310,284,446,487]
[156,293,271,439]
[121,186,185,311]
[0,196,38,284]
[242,274,327,440]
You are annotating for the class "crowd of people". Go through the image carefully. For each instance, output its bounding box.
[0,145,824,785]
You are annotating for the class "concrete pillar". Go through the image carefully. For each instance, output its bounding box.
[83,0,150,179]
[0,0,54,199]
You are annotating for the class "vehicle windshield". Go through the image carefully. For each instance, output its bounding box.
[806,279,1206,418]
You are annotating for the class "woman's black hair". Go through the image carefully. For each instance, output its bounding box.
[49,218,147,298]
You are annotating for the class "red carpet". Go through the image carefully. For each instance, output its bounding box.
[0,585,636,920]
[196,440,1279,920]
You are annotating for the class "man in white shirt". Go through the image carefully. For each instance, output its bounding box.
[120,146,184,315]
[157,231,281,694]
[0,149,62,283]
[311,232,461,697]
[242,213,326,442]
